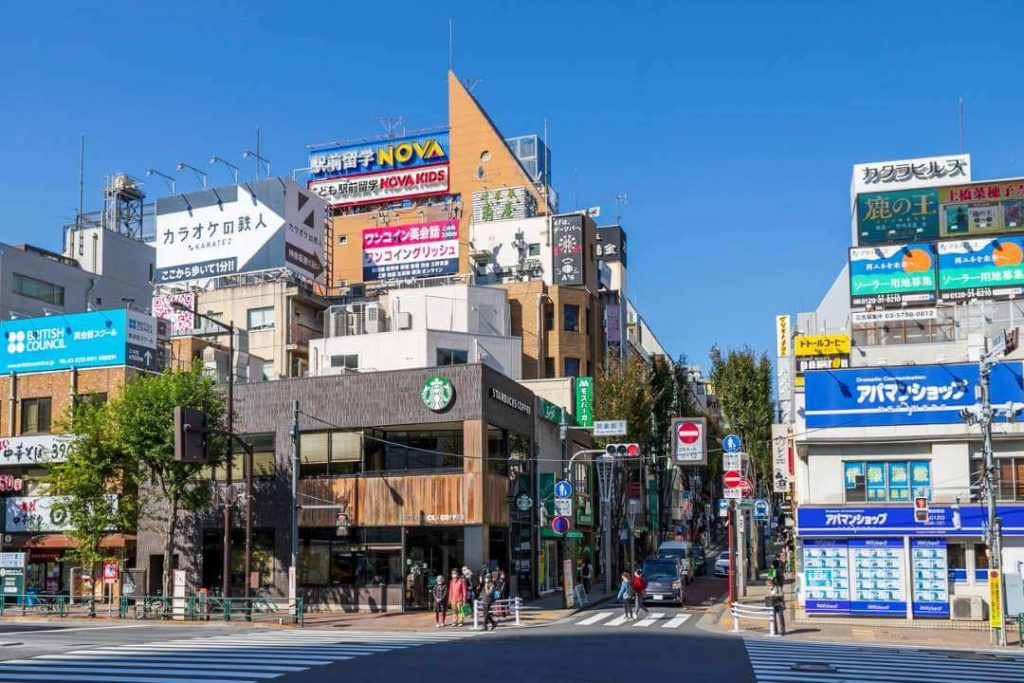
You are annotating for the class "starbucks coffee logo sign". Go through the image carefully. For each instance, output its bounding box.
[421,375,454,411]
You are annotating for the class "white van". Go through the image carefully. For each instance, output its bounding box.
[656,541,693,583]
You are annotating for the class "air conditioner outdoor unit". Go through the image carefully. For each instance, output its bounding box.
[397,312,412,330]
[950,596,987,620]
[364,305,383,333]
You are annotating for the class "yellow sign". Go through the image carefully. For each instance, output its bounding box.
[776,315,790,358]
[795,334,851,357]
[989,569,1003,629]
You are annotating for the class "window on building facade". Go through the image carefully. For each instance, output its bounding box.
[948,542,967,582]
[330,354,359,372]
[247,307,275,332]
[73,392,107,410]
[366,429,462,473]
[528,243,540,256]
[544,357,554,377]
[20,398,52,434]
[299,431,362,477]
[843,460,930,503]
[564,357,581,378]
[261,361,274,381]
[971,457,1024,501]
[298,528,402,588]
[563,304,579,332]
[975,542,990,579]
[852,310,956,347]
[207,433,276,482]
[436,348,469,366]
[585,307,591,334]
[544,304,554,331]
[13,273,64,306]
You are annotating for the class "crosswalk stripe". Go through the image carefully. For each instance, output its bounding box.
[633,611,666,627]
[661,614,691,628]
[33,656,306,671]
[576,611,615,625]
[604,614,631,626]
[0,674,261,683]
[0,664,280,678]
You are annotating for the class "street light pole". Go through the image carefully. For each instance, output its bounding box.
[978,358,1005,646]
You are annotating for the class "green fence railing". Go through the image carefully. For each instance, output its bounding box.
[1,594,305,625]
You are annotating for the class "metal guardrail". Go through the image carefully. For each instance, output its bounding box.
[471,597,522,630]
[0,594,70,617]
[189,596,304,626]
[731,600,783,637]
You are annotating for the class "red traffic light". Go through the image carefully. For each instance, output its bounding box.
[606,443,640,457]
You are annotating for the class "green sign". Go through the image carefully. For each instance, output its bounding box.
[574,377,594,428]
[566,531,584,539]
[938,236,1024,301]
[539,398,563,425]
[421,375,454,411]
[0,568,24,596]
[856,188,940,245]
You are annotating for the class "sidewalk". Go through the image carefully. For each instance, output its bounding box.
[703,575,1023,649]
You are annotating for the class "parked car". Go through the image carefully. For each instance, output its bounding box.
[640,557,685,605]
[656,541,693,583]
[713,550,730,577]
[692,545,707,576]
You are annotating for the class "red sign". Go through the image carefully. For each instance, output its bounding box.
[739,479,754,497]
[627,482,642,500]
[550,516,571,535]
[102,561,118,584]
[676,422,700,444]
[723,470,742,488]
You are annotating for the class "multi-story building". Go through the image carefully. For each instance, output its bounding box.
[782,153,1024,623]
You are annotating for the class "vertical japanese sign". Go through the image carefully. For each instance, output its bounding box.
[775,314,790,357]
[849,244,937,307]
[574,376,594,428]
[937,236,1024,302]
[771,424,791,492]
[552,214,584,286]
[855,188,940,245]
[362,220,459,282]
[989,569,1003,629]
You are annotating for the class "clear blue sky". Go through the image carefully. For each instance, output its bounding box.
[3,1,1024,368]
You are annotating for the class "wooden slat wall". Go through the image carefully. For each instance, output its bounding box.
[462,419,484,523]
[483,474,510,526]
[299,473,474,527]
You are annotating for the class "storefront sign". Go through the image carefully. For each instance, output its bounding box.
[794,335,850,357]
[797,504,1024,537]
[596,226,627,267]
[771,424,791,492]
[552,214,584,286]
[490,387,532,416]
[472,187,536,223]
[154,179,325,284]
[420,375,454,412]
[776,315,790,357]
[152,292,196,336]
[0,565,24,595]
[0,435,75,466]
[849,244,937,307]
[937,180,1024,237]
[856,188,940,245]
[851,308,938,324]
[310,165,449,209]
[796,355,849,374]
[4,495,118,533]
[852,154,970,197]
[605,302,622,343]
[938,236,1024,302]
[990,569,1003,629]
[0,310,160,375]
[911,539,949,617]
[804,362,1023,428]
[362,220,458,282]
[309,131,449,179]
[803,539,851,613]
[574,377,594,428]
[539,398,569,425]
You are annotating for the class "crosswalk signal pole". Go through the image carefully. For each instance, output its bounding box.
[728,499,735,604]
[978,360,1006,647]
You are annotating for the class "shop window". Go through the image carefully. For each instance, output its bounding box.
[436,348,469,366]
[564,357,581,378]
[563,304,579,332]
[487,427,509,476]
[372,429,461,473]
[247,307,275,332]
[948,543,967,582]
[843,460,930,503]
[299,430,362,477]
[20,398,52,434]
[974,542,990,580]
[299,528,402,589]
[14,273,64,306]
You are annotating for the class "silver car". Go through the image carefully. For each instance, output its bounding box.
[713,550,730,577]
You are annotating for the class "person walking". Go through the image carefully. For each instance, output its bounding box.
[494,569,509,617]
[480,579,498,631]
[448,568,466,626]
[580,558,592,594]
[616,571,635,620]
[632,568,649,617]
[432,575,448,628]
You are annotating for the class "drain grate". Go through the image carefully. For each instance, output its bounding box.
[791,662,839,673]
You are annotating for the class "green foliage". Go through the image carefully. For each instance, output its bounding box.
[709,345,774,483]
[594,357,655,452]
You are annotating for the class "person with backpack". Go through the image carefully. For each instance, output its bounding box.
[432,574,448,628]
[580,558,592,593]
[632,568,649,617]
[616,571,635,620]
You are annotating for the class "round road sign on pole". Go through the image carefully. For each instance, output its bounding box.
[554,480,573,499]
[676,422,700,444]
[723,470,742,489]
[550,516,571,535]
[723,434,742,453]
[739,479,754,497]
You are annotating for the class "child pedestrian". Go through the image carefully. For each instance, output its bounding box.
[432,574,448,628]
[616,571,635,620]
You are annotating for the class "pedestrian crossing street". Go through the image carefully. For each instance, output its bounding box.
[571,610,692,629]
[744,637,1024,682]
[0,628,476,682]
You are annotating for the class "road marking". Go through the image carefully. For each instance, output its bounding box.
[604,614,631,626]
[633,611,666,627]
[661,614,691,628]
[0,624,145,636]
[576,611,615,625]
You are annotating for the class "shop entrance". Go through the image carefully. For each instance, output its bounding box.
[404,527,463,610]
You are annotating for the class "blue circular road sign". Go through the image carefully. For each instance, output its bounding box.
[554,480,573,499]
[551,516,571,535]
[723,434,742,453]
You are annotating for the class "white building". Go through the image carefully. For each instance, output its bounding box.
[309,284,522,379]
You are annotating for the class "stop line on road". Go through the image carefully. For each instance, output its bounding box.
[571,611,692,629]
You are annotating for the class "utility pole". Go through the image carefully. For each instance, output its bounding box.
[978,358,1006,646]
[289,399,300,611]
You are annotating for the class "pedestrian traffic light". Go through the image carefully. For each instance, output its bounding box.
[914,496,929,523]
[606,443,640,457]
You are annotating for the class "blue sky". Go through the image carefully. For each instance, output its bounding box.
[3,1,1024,368]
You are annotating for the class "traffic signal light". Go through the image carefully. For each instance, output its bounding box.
[605,443,640,458]
[913,496,929,523]
[173,406,208,464]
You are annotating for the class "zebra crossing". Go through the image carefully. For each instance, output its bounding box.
[744,637,1024,682]
[0,628,476,682]
[571,610,692,629]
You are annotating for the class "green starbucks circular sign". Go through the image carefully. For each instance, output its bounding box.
[421,375,454,411]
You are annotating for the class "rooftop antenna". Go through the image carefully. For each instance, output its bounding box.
[573,167,578,210]
[77,134,85,230]
[463,78,483,93]
[615,193,629,224]
[958,97,965,153]
[255,125,261,180]
[379,116,404,138]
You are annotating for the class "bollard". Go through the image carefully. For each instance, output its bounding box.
[472,599,479,630]
[514,597,521,626]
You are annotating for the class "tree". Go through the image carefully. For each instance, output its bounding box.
[53,367,225,596]
[708,345,774,487]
